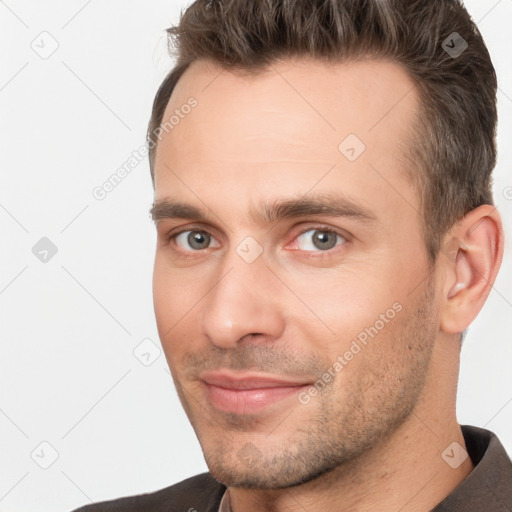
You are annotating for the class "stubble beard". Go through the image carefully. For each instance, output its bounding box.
[172,280,438,490]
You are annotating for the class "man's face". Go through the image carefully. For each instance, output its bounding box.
[152,58,439,488]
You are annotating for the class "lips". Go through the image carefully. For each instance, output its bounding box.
[200,370,312,415]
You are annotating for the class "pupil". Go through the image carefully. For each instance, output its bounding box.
[188,231,209,249]
[313,231,336,250]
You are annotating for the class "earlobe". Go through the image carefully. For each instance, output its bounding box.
[440,205,504,335]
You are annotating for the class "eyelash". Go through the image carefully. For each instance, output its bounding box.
[164,224,349,257]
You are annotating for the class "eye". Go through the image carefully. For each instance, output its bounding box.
[173,230,220,251]
[294,228,346,251]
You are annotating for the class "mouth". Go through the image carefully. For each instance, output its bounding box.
[200,370,312,415]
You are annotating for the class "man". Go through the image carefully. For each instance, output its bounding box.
[73,0,511,510]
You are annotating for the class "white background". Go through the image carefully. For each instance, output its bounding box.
[1,1,511,511]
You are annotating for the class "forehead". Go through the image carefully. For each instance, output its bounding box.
[153,57,419,223]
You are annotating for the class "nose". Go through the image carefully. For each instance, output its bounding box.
[200,252,285,349]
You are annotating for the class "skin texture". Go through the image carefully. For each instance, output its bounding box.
[151,57,503,511]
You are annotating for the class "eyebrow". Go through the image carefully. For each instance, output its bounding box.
[150,194,377,225]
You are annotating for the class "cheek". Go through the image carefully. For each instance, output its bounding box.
[152,256,212,364]
[152,259,173,328]
[284,268,393,333]
[280,261,413,377]
[153,259,189,348]
[153,255,197,320]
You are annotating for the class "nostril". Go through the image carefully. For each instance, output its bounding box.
[239,333,263,343]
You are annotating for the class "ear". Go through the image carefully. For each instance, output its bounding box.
[439,205,504,335]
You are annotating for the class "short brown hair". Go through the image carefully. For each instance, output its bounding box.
[147,0,497,261]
